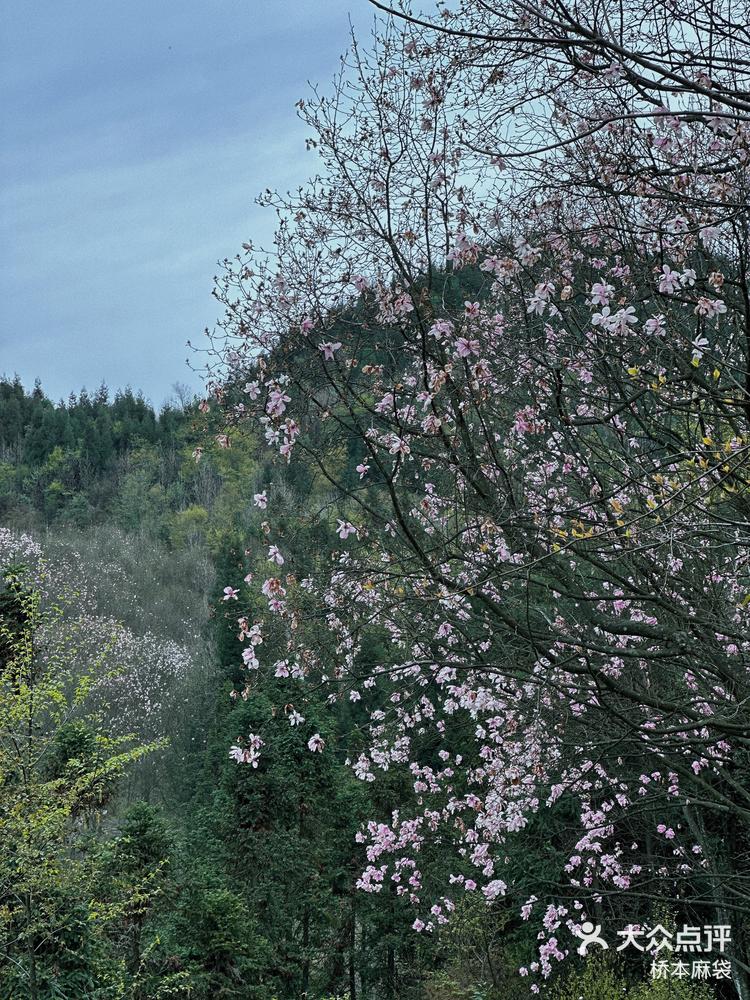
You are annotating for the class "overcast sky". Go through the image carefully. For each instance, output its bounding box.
[0,1,372,407]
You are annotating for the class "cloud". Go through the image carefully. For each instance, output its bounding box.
[0,0,371,404]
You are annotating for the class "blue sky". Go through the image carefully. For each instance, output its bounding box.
[0,1,372,406]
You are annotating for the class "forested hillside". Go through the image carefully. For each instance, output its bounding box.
[1,376,535,999]
[0,332,732,997]
[3,0,750,996]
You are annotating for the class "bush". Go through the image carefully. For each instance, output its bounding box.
[549,958,716,1000]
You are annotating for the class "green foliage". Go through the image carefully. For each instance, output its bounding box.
[1,377,730,999]
[549,957,716,1000]
[0,566,156,998]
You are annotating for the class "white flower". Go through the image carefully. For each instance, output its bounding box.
[267,545,285,565]
[589,281,614,306]
[307,733,325,752]
[691,335,709,361]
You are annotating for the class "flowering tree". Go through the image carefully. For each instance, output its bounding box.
[208,2,750,994]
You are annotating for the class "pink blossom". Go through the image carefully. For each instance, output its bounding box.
[658,265,681,293]
[319,341,343,360]
[428,318,454,340]
[482,879,507,901]
[589,281,614,306]
[393,292,414,315]
[694,297,726,319]
[455,337,480,358]
[242,647,259,669]
[267,389,291,417]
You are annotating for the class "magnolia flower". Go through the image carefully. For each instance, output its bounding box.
[192,447,203,462]
[267,389,291,417]
[288,709,305,726]
[388,435,410,456]
[526,295,547,316]
[428,318,454,340]
[356,462,370,478]
[242,647,259,669]
[455,337,480,357]
[464,300,480,317]
[230,733,264,766]
[602,61,624,80]
[658,265,681,294]
[268,545,285,565]
[253,491,268,509]
[681,268,697,287]
[611,306,638,332]
[513,407,537,435]
[307,733,325,752]
[393,292,415,315]
[337,520,357,539]
[480,254,502,273]
[222,586,239,601]
[482,879,507,901]
[694,297,727,319]
[515,239,542,266]
[643,314,666,336]
[246,623,263,645]
[589,281,614,306]
[319,341,343,360]
[591,306,613,329]
[261,577,286,599]
[691,335,709,362]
